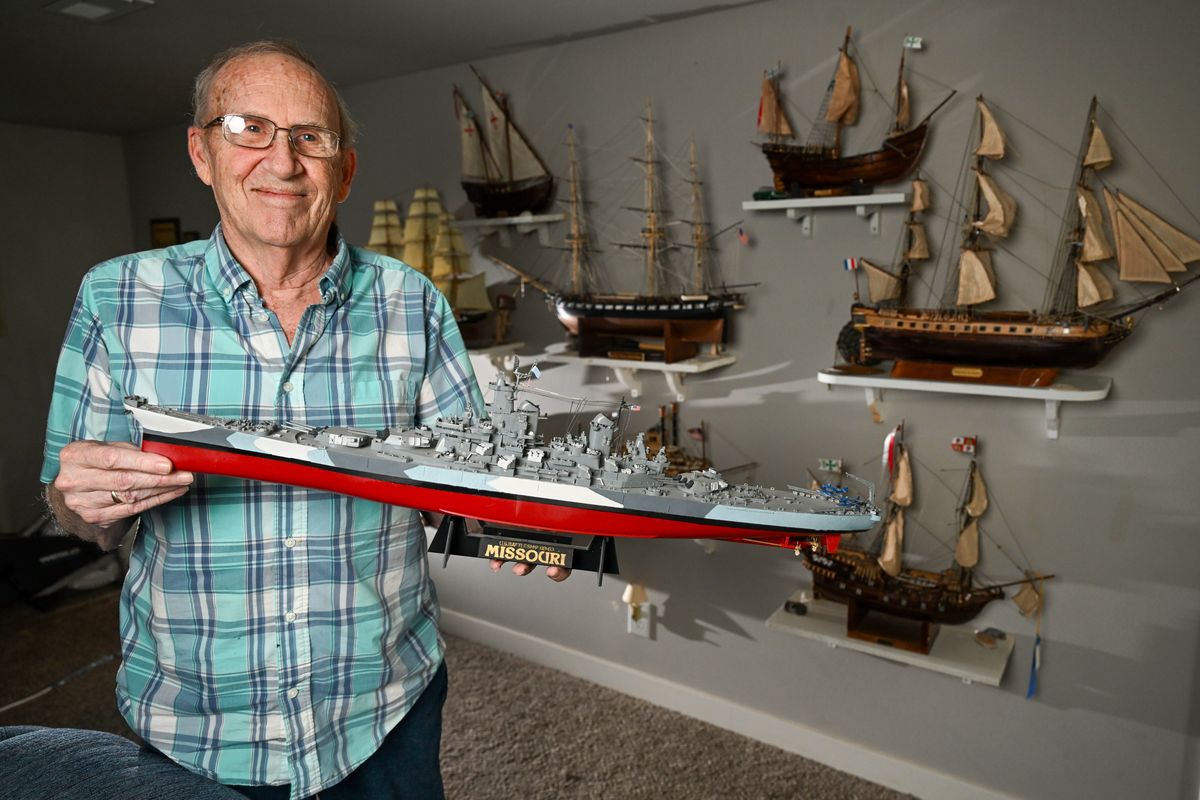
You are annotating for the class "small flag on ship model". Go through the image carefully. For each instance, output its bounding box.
[843,257,859,271]
[737,226,751,245]
[951,435,977,454]
[818,458,843,473]
[687,426,705,442]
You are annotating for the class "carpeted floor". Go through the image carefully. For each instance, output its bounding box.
[0,586,907,799]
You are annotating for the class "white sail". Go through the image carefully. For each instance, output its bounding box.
[955,518,980,568]
[455,89,489,181]
[1077,261,1115,308]
[910,179,931,213]
[403,187,443,275]
[1083,124,1113,170]
[1013,575,1044,616]
[973,169,1018,239]
[906,222,930,261]
[367,199,405,259]
[895,70,911,131]
[956,248,997,306]
[1077,187,1114,263]
[1117,191,1200,264]
[889,446,913,507]
[480,83,546,183]
[877,508,904,578]
[451,271,493,314]
[757,74,794,138]
[862,258,903,303]
[1104,187,1174,283]
[975,98,1006,160]
[824,50,860,126]
[964,462,989,518]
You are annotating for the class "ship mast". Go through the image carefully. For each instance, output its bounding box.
[1043,97,1100,316]
[565,127,588,294]
[641,102,665,296]
[687,136,711,294]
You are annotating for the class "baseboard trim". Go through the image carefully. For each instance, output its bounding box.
[441,608,1014,800]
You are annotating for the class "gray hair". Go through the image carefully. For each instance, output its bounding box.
[191,39,358,148]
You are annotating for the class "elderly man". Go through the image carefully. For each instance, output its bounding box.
[41,41,562,800]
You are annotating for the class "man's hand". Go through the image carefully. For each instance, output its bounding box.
[488,559,572,582]
[48,440,193,550]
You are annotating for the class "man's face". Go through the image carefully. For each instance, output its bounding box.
[188,54,357,258]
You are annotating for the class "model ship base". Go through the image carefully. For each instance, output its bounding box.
[839,594,940,654]
[576,317,725,364]
[888,359,1059,388]
[429,515,620,586]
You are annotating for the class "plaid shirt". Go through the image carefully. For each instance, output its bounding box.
[41,224,483,798]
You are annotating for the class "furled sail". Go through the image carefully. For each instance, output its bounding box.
[895,70,911,131]
[863,258,904,303]
[975,98,1006,160]
[964,463,989,518]
[1076,261,1115,308]
[878,508,904,577]
[906,222,930,260]
[1117,191,1200,264]
[480,84,546,183]
[1076,187,1113,263]
[757,74,795,138]
[403,187,443,275]
[955,518,980,568]
[454,88,490,181]
[956,248,998,306]
[1104,187,1174,283]
[824,50,860,125]
[1083,124,1113,170]
[910,178,931,213]
[889,446,914,506]
[973,169,1018,238]
[367,199,405,259]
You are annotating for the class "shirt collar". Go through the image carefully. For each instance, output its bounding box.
[204,222,352,308]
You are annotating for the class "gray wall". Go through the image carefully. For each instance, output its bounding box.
[35,0,1200,797]
[0,122,134,528]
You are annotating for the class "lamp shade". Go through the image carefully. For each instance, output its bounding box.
[621,582,648,606]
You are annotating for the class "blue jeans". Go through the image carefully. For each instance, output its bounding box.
[0,725,240,800]
[229,661,448,800]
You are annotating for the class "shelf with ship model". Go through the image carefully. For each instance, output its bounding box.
[533,341,736,402]
[817,368,1111,439]
[450,212,565,247]
[741,192,908,237]
[766,591,1014,686]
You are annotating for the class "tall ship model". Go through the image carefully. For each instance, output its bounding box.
[454,65,555,218]
[494,110,752,362]
[757,27,952,197]
[366,199,405,259]
[429,211,505,347]
[400,186,444,278]
[124,364,880,557]
[836,97,1200,383]
[802,428,1048,627]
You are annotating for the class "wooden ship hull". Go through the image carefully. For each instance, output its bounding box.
[801,546,1004,626]
[846,303,1133,369]
[553,292,744,333]
[462,175,555,218]
[762,124,930,196]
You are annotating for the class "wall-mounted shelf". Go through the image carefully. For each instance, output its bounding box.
[467,341,525,376]
[742,193,907,237]
[766,591,1014,687]
[451,212,564,247]
[533,342,736,402]
[816,368,1112,439]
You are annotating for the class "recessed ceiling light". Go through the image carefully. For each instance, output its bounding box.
[43,0,154,24]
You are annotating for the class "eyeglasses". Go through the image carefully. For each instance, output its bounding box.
[203,113,341,158]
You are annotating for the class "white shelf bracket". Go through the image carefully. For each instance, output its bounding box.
[663,372,688,403]
[515,221,554,246]
[786,207,814,237]
[1045,399,1062,440]
[612,367,643,398]
[856,205,883,235]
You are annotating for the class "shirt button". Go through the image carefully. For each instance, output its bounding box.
[284,611,297,623]
[282,381,294,393]
[285,537,297,548]
[287,688,299,699]
[222,288,232,299]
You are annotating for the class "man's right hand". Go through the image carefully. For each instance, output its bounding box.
[48,440,194,550]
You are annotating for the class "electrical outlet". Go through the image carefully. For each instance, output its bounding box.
[627,604,653,639]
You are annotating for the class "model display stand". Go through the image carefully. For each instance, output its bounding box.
[535,341,736,402]
[766,590,1014,686]
[741,193,907,237]
[817,367,1111,439]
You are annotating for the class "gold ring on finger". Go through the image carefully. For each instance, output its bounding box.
[111,490,126,505]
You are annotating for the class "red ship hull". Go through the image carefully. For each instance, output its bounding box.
[143,439,840,552]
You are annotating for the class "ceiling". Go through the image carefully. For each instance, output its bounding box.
[2,0,761,136]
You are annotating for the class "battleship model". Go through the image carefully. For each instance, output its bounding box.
[454,65,555,218]
[757,27,952,197]
[124,364,879,579]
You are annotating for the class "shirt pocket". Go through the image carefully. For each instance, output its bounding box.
[348,373,414,430]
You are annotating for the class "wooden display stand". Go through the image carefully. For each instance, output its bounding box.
[890,359,1058,388]
[577,318,724,364]
[843,597,939,655]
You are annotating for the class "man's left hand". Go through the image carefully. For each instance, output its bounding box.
[489,559,571,582]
